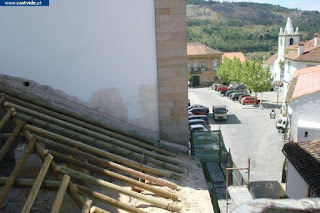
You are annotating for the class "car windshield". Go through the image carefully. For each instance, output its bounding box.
[215,108,227,114]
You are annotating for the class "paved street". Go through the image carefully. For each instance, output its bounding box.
[189,87,285,198]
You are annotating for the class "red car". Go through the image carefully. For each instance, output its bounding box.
[217,85,228,92]
[188,107,207,115]
[241,97,261,105]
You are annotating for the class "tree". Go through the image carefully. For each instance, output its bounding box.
[217,58,233,83]
[241,60,273,97]
[217,57,244,84]
[188,74,194,86]
[218,58,273,98]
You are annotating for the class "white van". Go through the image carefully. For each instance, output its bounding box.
[276,118,286,133]
[212,105,228,120]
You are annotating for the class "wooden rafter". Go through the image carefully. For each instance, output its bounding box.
[0,91,184,212]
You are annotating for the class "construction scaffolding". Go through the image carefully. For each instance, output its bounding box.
[0,90,184,212]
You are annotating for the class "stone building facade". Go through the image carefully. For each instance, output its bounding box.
[187,43,222,87]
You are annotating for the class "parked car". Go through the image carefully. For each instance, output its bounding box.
[238,94,252,103]
[189,124,208,134]
[213,84,221,90]
[212,105,228,120]
[234,84,246,90]
[228,83,236,90]
[189,119,210,129]
[220,89,228,95]
[188,99,190,106]
[217,85,228,92]
[188,104,209,114]
[230,92,246,101]
[226,90,235,97]
[188,115,209,125]
[188,111,193,116]
[241,97,261,105]
[211,84,220,90]
[276,118,286,133]
[188,107,207,115]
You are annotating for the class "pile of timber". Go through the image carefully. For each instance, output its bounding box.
[0,89,184,213]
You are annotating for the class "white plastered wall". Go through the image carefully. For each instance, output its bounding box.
[296,120,320,143]
[286,162,309,199]
[289,92,320,142]
[0,0,160,134]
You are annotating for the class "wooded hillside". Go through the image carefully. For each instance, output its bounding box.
[187,0,320,55]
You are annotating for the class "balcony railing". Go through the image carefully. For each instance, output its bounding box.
[188,67,206,72]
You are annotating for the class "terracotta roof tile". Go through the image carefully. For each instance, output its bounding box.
[287,39,316,51]
[264,52,278,66]
[222,52,246,62]
[285,36,320,62]
[285,66,320,103]
[283,141,320,197]
[187,42,222,56]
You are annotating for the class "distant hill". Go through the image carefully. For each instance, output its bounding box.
[187,0,320,57]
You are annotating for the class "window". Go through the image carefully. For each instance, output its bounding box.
[290,38,294,45]
[193,61,198,71]
[213,59,218,69]
[201,61,206,70]
[280,38,283,46]
[187,61,191,71]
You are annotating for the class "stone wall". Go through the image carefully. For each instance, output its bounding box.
[155,0,189,145]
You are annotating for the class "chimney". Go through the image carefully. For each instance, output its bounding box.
[314,33,319,47]
[298,42,304,56]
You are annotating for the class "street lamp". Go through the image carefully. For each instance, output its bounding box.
[270,109,276,119]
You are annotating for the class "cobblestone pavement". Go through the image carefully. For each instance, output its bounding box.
[189,87,285,198]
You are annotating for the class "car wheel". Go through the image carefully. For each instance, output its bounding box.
[242,102,245,105]
[278,128,284,133]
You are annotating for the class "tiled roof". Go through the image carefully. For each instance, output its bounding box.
[222,52,246,62]
[283,141,320,197]
[285,46,320,62]
[285,66,320,103]
[287,39,315,51]
[264,52,278,66]
[187,42,222,56]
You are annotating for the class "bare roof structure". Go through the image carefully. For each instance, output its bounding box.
[0,86,214,212]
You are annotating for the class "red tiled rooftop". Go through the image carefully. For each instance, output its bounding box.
[286,65,320,103]
[284,46,320,62]
[187,42,222,56]
[287,38,316,52]
[222,52,246,62]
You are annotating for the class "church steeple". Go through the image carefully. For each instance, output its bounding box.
[284,17,294,34]
[278,17,301,58]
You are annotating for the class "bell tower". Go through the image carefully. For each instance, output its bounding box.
[278,17,300,57]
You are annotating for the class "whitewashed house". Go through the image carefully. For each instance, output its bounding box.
[282,34,320,109]
[282,66,320,198]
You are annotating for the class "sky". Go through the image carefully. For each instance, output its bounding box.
[212,0,320,12]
